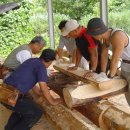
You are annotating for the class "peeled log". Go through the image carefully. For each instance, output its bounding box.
[53,64,126,90]
[63,79,127,108]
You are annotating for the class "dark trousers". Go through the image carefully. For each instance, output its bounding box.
[3,95,43,130]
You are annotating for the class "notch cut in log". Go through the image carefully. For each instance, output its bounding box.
[63,79,127,108]
[53,64,128,90]
[53,64,97,86]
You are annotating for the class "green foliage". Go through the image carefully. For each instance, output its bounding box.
[108,0,130,12]
[0,0,34,57]
[31,0,100,48]
[0,0,23,4]
[108,0,130,35]
[0,0,130,57]
[109,10,130,35]
[30,0,49,47]
[53,0,98,21]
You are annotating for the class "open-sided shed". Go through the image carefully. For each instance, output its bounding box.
[47,0,108,48]
[0,2,20,14]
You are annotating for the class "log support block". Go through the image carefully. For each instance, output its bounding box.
[76,101,130,129]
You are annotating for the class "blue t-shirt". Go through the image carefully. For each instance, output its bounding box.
[4,58,48,94]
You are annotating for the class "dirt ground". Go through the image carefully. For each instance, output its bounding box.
[0,103,56,130]
[0,94,130,130]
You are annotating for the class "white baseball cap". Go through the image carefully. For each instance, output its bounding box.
[61,19,79,36]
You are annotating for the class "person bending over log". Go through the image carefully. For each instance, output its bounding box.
[0,36,46,79]
[57,20,89,70]
[61,20,109,77]
[2,49,62,130]
[87,17,130,105]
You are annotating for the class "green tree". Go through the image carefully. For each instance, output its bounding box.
[108,0,130,34]
[108,0,130,12]
[53,0,98,21]
[0,0,22,4]
[0,0,34,57]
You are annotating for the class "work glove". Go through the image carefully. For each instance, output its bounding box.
[93,72,110,82]
[47,69,55,77]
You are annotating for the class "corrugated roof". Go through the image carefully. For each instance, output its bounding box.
[0,2,20,14]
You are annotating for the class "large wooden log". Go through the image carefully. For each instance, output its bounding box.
[31,91,99,130]
[75,100,130,129]
[47,72,130,129]
[63,79,127,108]
[53,64,97,86]
[53,64,128,90]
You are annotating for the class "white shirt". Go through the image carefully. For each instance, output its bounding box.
[16,50,32,63]
[58,35,76,55]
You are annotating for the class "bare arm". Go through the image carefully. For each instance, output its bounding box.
[83,47,98,78]
[75,47,82,67]
[38,82,62,105]
[88,47,98,71]
[72,49,76,64]
[57,48,63,59]
[109,31,126,77]
[101,43,109,72]
[32,85,43,96]
[67,48,82,70]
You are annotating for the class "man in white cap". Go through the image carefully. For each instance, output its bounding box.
[62,19,103,76]
[57,20,76,63]
[57,20,89,70]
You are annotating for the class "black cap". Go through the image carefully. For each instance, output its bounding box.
[87,17,108,36]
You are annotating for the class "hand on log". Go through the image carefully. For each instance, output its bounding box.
[93,72,110,82]
[83,71,94,78]
[47,69,55,77]
[67,66,78,71]
[53,98,63,105]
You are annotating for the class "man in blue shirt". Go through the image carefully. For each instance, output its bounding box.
[3,49,62,130]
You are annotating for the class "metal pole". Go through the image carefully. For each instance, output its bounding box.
[47,0,55,49]
[100,0,108,26]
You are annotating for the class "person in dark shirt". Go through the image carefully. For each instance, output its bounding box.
[61,19,102,77]
[3,49,62,130]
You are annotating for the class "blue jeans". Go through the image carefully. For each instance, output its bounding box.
[3,95,43,130]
